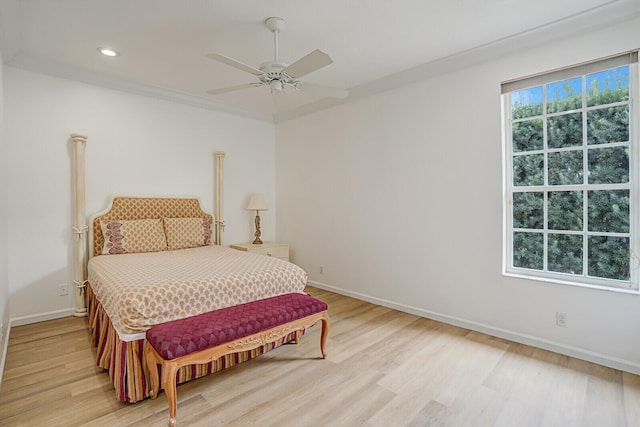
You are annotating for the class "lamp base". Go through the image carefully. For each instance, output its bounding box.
[252,211,263,245]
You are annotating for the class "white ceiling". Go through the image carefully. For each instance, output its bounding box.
[1,0,639,122]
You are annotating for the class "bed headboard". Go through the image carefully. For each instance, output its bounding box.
[90,196,214,258]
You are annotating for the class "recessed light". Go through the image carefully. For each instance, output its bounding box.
[97,47,119,57]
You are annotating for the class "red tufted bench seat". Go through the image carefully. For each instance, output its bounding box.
[144,293,330,427]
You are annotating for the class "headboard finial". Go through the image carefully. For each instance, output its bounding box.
[214,151,225,245]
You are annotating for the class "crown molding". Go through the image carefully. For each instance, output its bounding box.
[6,54,274,123]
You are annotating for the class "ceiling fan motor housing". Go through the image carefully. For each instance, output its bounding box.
[259,62,295,85]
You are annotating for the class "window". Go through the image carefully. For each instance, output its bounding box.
[502,51,639,291]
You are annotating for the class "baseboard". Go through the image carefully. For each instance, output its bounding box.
[10,308,75,327]
[309,280,640,376]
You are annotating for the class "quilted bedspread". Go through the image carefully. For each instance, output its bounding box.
[87,245,307,337]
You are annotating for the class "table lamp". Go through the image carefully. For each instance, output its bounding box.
[246,193,268,244]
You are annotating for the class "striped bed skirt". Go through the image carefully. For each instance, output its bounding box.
[87,284,301,403]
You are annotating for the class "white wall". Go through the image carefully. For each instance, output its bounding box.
[0,47,9,380]
[5,67,276,321]
[276,17,640,372]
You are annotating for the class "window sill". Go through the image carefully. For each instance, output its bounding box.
[503,271,640,295]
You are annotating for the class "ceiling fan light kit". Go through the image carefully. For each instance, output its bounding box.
[206,17,348,99]
[270,79,284,93]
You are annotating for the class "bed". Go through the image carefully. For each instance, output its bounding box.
[85,196,308,403]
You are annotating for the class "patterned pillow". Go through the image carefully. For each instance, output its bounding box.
[100,218,167,255]
[163,217,212,250]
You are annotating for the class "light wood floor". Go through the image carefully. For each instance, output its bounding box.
[1,287,639,426]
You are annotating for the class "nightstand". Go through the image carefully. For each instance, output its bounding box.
[229,241,289,261]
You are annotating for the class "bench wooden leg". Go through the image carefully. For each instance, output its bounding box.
[161,361,179,427]
[320,315,330,358]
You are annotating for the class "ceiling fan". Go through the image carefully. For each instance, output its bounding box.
[206,17,348,99]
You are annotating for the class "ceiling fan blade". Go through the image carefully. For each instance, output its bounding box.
[206,53,264,76]
[206,83,264,95]
[283,49,333,78]
[297,81,349,99]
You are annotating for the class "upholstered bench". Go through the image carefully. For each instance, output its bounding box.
[144,293,330,427]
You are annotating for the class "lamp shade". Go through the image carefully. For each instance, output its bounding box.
[246,193,269,211]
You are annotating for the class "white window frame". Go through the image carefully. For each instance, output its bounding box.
[502,51,640,293]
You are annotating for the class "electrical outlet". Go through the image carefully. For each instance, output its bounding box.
[556,312,567,327]
[320,265,324,274]
[59,284,69,296]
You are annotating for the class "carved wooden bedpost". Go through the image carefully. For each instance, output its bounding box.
[214,151,225,245]
[71,133,88,317]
